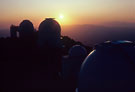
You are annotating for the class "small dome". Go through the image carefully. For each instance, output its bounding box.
[38,18,61,48]
[78,40,135,92]
[69,45,87,57]
[19,20,34,38]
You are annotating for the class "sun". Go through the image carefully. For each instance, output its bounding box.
[55,13,71,25]
[59,14,64,19]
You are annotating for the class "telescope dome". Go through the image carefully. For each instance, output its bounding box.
[19,20,34,38]
[78,40,135,92]
[69,45,87,57]
[38,18,61,48]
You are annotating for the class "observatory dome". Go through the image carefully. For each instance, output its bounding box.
[19,20,34,38]
[69,45,87,57]
[38,18,61,48]
[78,40,135,92]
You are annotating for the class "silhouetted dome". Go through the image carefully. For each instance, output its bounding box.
[19,20,34,38]
[69,45,87,57]
[38,18,61,48]
[62,45,87,80]
[78,40,135,92]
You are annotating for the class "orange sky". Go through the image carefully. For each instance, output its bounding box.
[0,0,135,29]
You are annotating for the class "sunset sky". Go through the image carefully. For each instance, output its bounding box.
[0,0,135,29]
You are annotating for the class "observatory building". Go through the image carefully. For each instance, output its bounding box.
[62,45,87,91]
[38,18,62,77]
[38,18,61,48]
[69,45,87,57]
[19,20,34,38]
[10,20,34,39]
[10,25,19,38]
[78,40,135,92]
[62,45,87,80]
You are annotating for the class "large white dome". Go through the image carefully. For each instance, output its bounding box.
[78,40,135,92]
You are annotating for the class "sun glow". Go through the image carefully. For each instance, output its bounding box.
[59,14,64,19]
[55,13,73,25]
[55,13,65,25]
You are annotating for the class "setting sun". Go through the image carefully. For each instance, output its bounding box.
[55,13,71,25]
[59,14,64,19]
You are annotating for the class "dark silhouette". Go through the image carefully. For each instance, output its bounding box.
[0,18,92,92]
[10,20,36,40]
[78,40,135,92]
[61,36,92,55]
[38,18,61,48]
[10,25,19,38]
[19,20,35,39]
[38,18,62,76]
[62,45,87,91]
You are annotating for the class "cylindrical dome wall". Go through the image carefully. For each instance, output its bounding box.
[78,40,135,92]
[38,18,61,48]
[19,20,34,38]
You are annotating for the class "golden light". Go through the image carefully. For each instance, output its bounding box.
[59,14,64,19]
[55,13,73,25]
[55,13,65,25]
